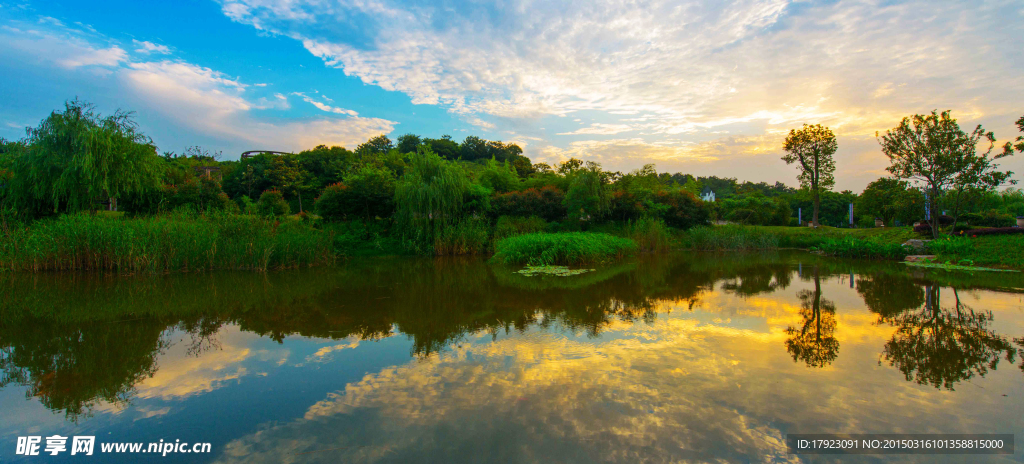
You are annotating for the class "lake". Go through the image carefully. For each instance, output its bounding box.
[1,251,1022,463]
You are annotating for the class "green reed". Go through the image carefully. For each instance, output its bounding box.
[679,225,780,250]
[0,212,335,272]
[491,232,637,265]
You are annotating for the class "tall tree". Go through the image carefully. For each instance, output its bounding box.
[1003,114,1024,156]
[8,99,162,216]
[877,111,1014,238]
[782,124,837,227]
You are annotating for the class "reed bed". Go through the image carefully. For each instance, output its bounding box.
[679,225,780,250]
[0,212,335,272]
[491,232,637,265]
[625,217,672,252]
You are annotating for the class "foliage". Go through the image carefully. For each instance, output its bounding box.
[314,165,396,221]
[491,186,566,221]
[812,237,912,260]
[257,189,290,217]
[0,212,334,272]
[515,265,595,277]
[678,226,780,250]
[782,124,837,226]
[564,162,610,223]
[162,176,232,212]
[432,218,489,255]
[477,158,520,193]
[721,192,790,226]
[655,189,710,229]
[625,217,671,252]
[491,232,637,265]
[878,110,1015,238]
[5,99,163,217]
[493,215,548,241]
[960,210,1014,228]
[394,147,471,245]
[960,227,1024,237]
[314,183,349,221]
[855,177,924,225]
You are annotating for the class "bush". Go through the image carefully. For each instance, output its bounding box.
[812,237,912,260]
[491,186,566,221]
[314,183,349,221]
[163,176,231,212]
[655,190,710,230]
[493,215,547,241]
[491,232,637,265]
[257,189,290,217]
[961,227,1024,237]
[913,223,932,235]
[962,210,1014,228]
[679,225,779,250]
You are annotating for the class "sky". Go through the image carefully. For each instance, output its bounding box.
[0,0,1021,192]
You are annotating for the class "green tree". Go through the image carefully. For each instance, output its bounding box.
[355,135,394,158]
[477,158,520,193]
[564,162,609,223]
[856,177,924,226]
[396,134,422,154]
[878,111,1014,237]
[782,124,837,227]
[7,99,162,216]
[394,147,471,243]
[1003,114,1024,155]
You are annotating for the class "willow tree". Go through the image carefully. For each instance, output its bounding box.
[8,99,162,215]
[394,146,470,244]
[877,111,1013,238]
[782,124,837,227]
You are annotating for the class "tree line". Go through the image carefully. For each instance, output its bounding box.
[1,99,1022,244]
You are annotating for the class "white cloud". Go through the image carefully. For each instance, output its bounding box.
[558,123,634,136]
[133,39,171,55]
[292,92,359,116]
[219,0,1024,189]
[1,24,127,69]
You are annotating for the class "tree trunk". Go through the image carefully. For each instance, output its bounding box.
[109,197,117,212]
[812,187,820,227]
[297,191,303,213]
[929,186,939,239]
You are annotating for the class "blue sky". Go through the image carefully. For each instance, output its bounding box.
[1,0,1022,190]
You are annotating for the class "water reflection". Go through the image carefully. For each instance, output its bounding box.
[0,252,1022,460]
[879,286,1018,390]
[784,266,839,368]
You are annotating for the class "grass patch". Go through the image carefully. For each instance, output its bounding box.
[677,225,780,250]
[491,232,637,265]
[812,237,912,260]
[0,212,335,272]
[929,234,1024,269]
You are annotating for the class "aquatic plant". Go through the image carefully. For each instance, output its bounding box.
[0,212,334,272]
[491,232,637,265]
[679,225,780,250]
[812,237,912,260]
[515,265,595,277]
[625,217,671,252]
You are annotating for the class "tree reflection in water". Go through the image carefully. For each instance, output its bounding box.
[2,254,1023,421]
[877,285,1018,390]
[784,266,839,368]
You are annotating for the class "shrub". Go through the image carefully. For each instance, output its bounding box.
[962,210,1014,228]
[491,186,566,221]
[163,176,231,212]
[655,190,710,229]
[625,217,671,252]
[314,182,349,221]
[913,223,932,235]
[491,232,637,265]
[812,237,912,260]
[493,215,547,241]
[961,227,1024,236]
[257,189,290,217]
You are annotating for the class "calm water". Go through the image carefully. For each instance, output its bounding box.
[1,251,1023,463]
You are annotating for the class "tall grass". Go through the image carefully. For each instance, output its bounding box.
[491,232,637,265]
[679,226,780,250]
[0,212,335,272]
[493,215,547,242]
[625,217,671,252]
[433,218,488,255]
[812,237,912,260]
